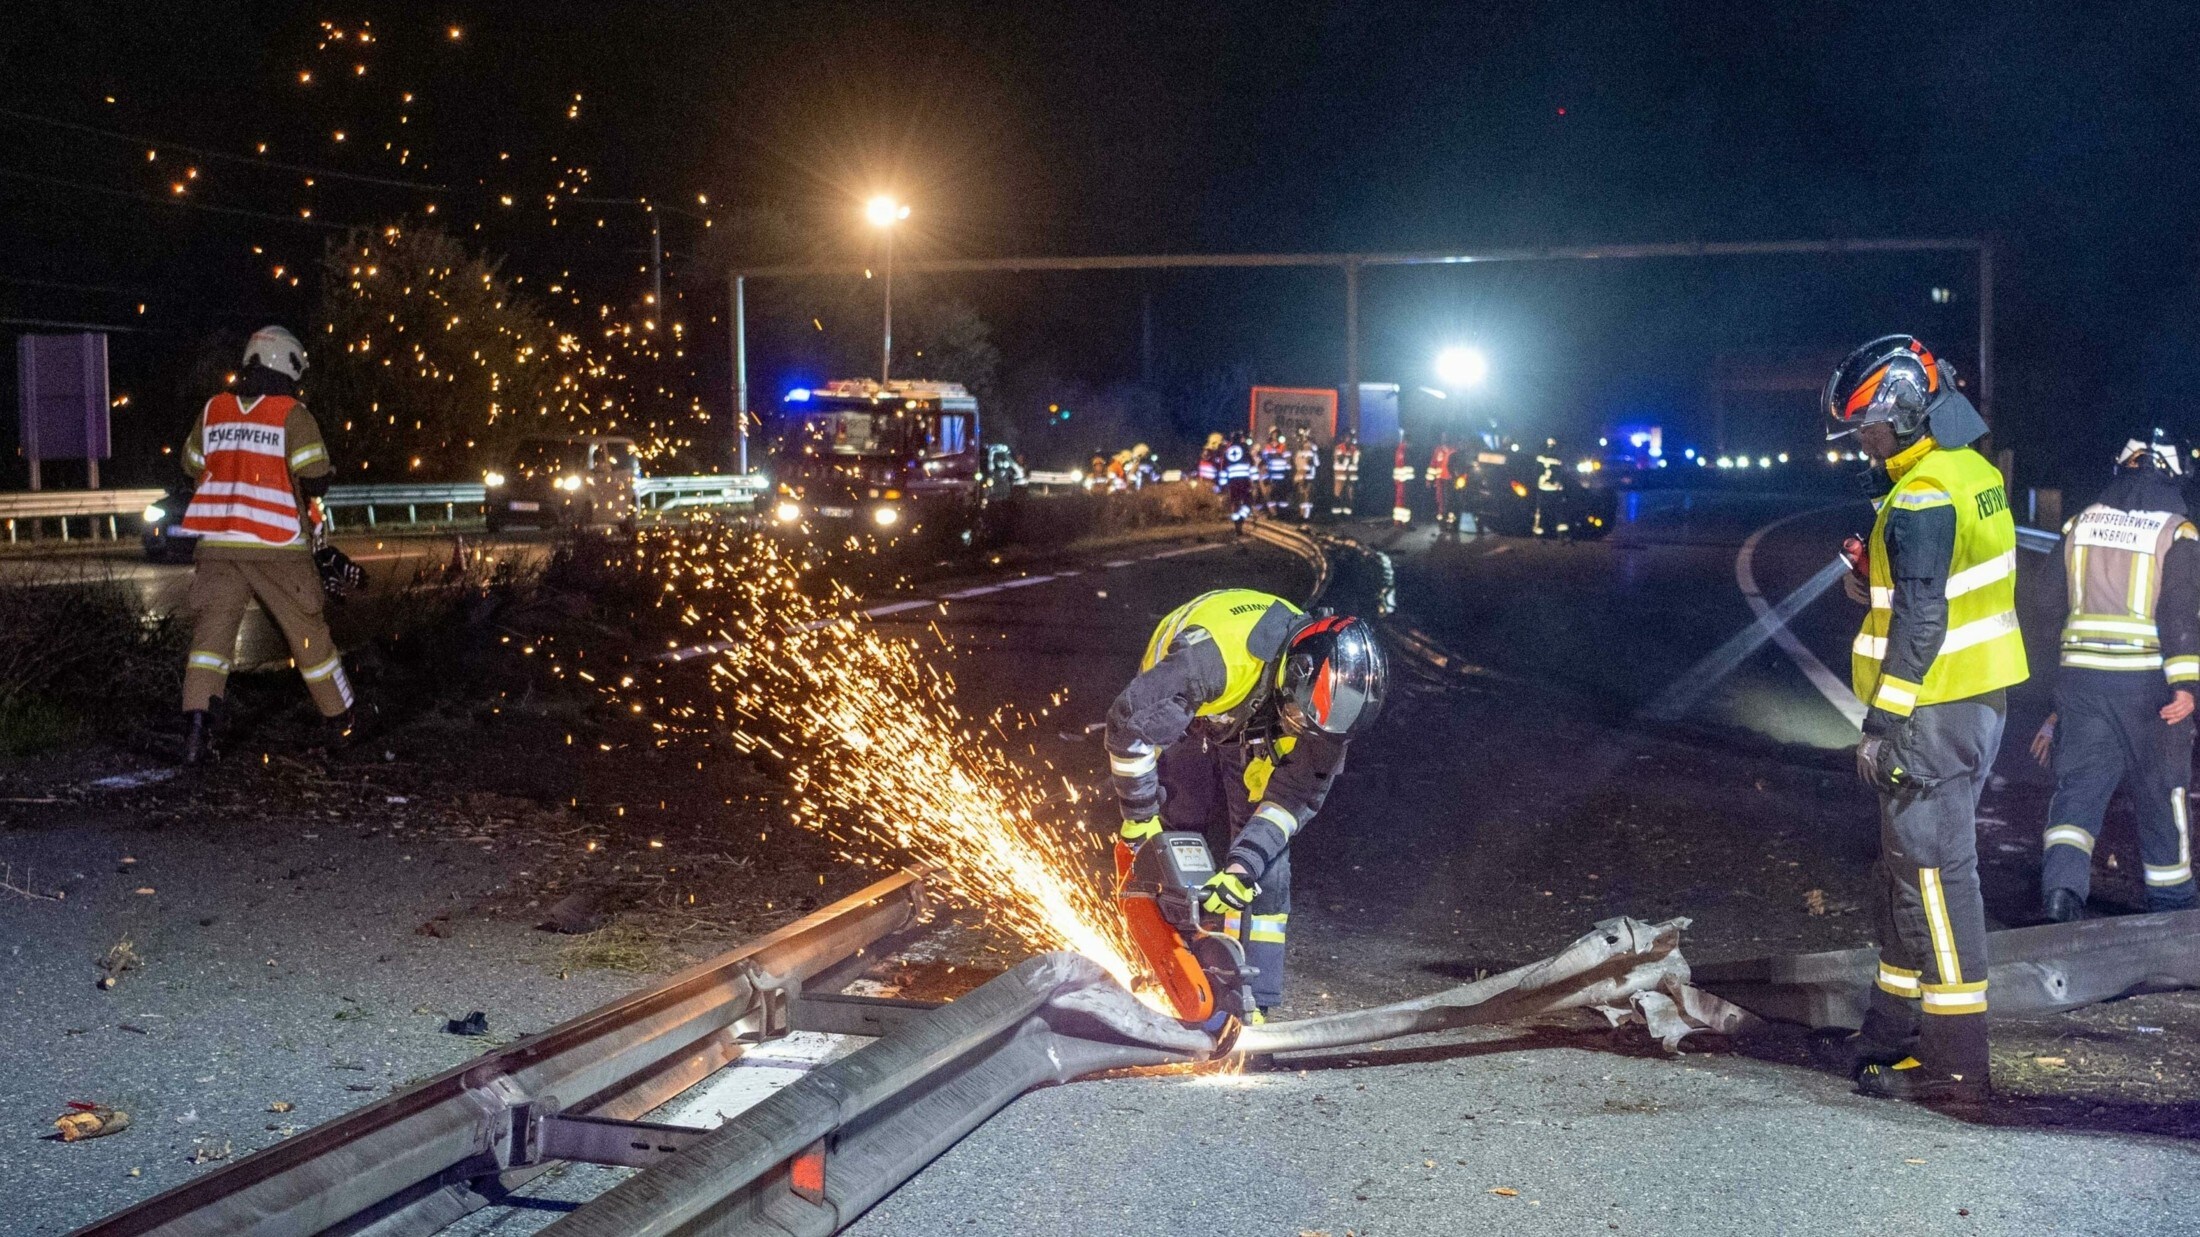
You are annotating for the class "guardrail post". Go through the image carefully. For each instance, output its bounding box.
[59,516,70,543]
[407,503,419,525]
[367,504,378,528]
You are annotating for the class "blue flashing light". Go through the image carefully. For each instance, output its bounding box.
[1683,448,1697,460]
[785,387,811,402]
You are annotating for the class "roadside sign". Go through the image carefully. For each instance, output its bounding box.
[16,332,111,489]
[1249,386,1337,446]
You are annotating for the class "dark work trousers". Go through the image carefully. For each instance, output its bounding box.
[1157,736,1291,1010]
[2043,680,2197,911]
[1857,692,2005,1081]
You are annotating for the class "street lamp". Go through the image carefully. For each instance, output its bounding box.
[1434,345,1489,390]
[865,194,910,381]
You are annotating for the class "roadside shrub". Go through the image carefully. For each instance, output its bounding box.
[993,481,1221,548]
[0,572,183,753]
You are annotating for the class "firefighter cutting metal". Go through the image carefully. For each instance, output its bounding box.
[1104,589,1388,1028]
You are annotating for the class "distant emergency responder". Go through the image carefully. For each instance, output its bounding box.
[1198,432,1224,491]
[1221,432,1255,531]
[1292,431,1322,521]
[1533,437,1566,536]
[1260,430,1291,514]
[1829,334,2026,1104]
[1428,436,1456,529]
[2029,438,2199,920]
[175,326,358,764]
[1392,435,1414,525]
[1331,431,1360,516]
[1105,591,1388,1017]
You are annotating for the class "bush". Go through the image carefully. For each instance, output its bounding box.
[992,482,1222,549]
[0,572,183,754]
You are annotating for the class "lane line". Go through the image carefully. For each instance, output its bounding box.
[1734,506,1866,727]
[942,585,1002,599]
[863,599,936,617]
[998,575,1055,589]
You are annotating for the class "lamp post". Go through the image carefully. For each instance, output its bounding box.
[865,194,910,382]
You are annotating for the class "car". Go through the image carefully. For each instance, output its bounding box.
[1458,443,1615,539]
[483,435,640,533]
[140,485,199,562]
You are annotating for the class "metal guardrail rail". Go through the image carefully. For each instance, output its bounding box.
[0,487,165,543]
[70,870,929,1237]
[538,952,1208,1237]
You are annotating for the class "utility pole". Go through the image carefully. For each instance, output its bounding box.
[880,223,894,383]
[731,275,749,474]
[649,210,664,329]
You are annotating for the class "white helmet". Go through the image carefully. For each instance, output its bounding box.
[243,325,308,381]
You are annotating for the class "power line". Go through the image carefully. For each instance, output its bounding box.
[0,104,447,192]
[0,165,347,230]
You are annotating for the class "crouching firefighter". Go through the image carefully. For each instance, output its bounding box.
[176,326,360,764]
[1829,334,2027,1103]
[1105,590,1387,1020]
[2031,438,2199,919]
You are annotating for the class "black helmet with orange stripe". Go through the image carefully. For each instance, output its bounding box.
[1274,612,1387,742]
[1825,335,1941,442]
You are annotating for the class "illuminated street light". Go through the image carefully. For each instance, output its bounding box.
[1434,345,1489,390]
[865,195,911,380]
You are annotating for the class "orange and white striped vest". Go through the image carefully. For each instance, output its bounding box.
[180,394,307,546]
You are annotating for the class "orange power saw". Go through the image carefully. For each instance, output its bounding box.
[1114,831,1261,1027]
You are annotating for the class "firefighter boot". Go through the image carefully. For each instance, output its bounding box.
[1857,1014,1989,1105]
[180,711,214,766]
[2042,888,2085,924]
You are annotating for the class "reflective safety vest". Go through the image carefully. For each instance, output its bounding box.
[1261,444,1291,478]
[1851,444,2028,710]
[1142,589,1305,721]
[180,394,314,546]
[2060,503,2200,676]
[1294,444,1321,480]
[1333,442,1360,477]
[1222,443,1254,480]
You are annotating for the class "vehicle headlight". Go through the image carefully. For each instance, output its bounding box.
[774,500,802,524]
[557,474,584,492]
[142,504,166,525]
[483,470,506,488]
[872,505,899,528]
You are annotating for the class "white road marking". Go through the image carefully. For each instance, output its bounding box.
[864,599,936,617]
[943,585,1002,599]
[999,575,1054,588]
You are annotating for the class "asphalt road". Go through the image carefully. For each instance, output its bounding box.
[842,494,2200,1237]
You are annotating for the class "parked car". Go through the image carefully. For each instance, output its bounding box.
[483,435,640,532]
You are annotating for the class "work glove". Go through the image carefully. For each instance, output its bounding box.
[1118,815,1163,844]
[1199,870,1258,916]
[1855,729,1910,791]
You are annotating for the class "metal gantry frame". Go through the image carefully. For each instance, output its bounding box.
[728,236,1994,453]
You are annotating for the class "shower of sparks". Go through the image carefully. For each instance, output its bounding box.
[612,522,1149,992]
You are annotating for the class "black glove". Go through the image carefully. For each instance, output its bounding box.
[1855,728,1911,791]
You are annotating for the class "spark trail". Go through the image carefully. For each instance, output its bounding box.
[631,523,1147,991]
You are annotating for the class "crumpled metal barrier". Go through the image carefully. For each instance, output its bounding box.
[542,952,1207,1237]
[1692,906,2200,1029]
[1237,916,1749,1057]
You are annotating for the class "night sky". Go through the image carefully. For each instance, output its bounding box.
[5,2,2198,485]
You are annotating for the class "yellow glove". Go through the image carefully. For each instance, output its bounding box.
[1200,870,1257,915]
[1119,816,1163,844]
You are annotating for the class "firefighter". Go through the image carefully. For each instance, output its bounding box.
[1260,430,1292,514]
[1331,431,1360,516]
[1105,592,1388,1017]
[1829,334,2026,1104]
[175,327,358,764]
[1391,434,1415,525]
[1292,430,1322,521]
[1198,432,1224,491]
[1428,435,1456,530]
[2029,439,2199,919]
[1220,431,1255,532]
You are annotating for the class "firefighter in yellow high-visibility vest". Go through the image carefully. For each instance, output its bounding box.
[1828,335,2026,1104]
[1104,591,1388,1018]
[174,327,359,764]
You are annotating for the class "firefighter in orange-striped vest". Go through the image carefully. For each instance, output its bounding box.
[1391,434,1414,524]
[1330,431,1360,516]
[176,327,358,764]
[2029,438,2199,920]
[1828,335,2025,1105]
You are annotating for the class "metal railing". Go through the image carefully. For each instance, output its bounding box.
[0,487,165,544]
[70,870,928,1237]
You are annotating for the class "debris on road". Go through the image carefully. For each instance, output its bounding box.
[1489,1186,1520,1197]
[445,1010,489,1036]
[53,1104,130,1142]
[267,1100,293,1113]
[187,1138,231,1164]
[97,937,140,990]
